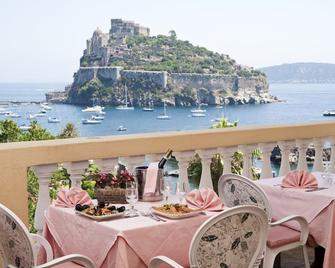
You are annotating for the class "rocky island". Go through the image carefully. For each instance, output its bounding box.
[47,19,277,106]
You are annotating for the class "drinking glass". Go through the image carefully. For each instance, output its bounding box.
[175,181,187,203]
[126,181,138,216]
[320,172,333,188]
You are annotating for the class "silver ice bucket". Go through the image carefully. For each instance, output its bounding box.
[135,165,164,202]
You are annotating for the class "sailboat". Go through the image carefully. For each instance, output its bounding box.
[156,101,171,120]
[116,84,134,110]
[142,100,154,111]
[191,91,206,113]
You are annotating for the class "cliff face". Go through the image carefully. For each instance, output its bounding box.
[58,66,275,106]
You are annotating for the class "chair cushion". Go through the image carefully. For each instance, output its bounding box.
[267,225,301,248]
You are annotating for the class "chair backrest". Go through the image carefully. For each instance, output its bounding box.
[0,203,35,267]
[189,205,268,268]
[218,173,272,221]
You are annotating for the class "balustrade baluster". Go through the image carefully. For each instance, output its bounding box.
[238,145,256,179]
[217,146,237,175]
[259,143,276,179]
[145,153,164,165]
[296,139,311,171]
[174,151,194,193]
[313,139,325,172]
[278,141,294,176]
[94,158,118,173]
[119,156,145,174]
[195,149,217,189]
[62,161,89,188]
[32,164,58,234]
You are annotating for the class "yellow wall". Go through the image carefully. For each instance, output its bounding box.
[1,121,335,224]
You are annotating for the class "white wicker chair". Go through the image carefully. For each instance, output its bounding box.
[149,205,268,268]
[218,173,310,268]
[0,203,95,268]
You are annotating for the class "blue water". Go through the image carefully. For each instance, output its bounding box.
[0,83,334,137]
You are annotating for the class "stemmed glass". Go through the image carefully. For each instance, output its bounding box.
[175,181,187,203]
[126,181,138,216]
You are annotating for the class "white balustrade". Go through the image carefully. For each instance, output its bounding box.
[195,149,218,189]
[62,161,89,188]
[94,158,118,173]
[174,151,195,192]
[278,141,294,176]
[296,139,311,171]
[259,143,276,179]
[32,164,58,233]
[238,145,256,179]
[313,138,325,172]
[145,153,164,165]
[217,146,237,175]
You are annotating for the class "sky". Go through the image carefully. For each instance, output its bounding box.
[0,0,334,83]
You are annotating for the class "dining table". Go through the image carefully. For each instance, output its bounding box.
[256,172,335,268]
[41,201,213,268]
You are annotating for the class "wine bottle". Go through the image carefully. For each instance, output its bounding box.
[158,149,173,169]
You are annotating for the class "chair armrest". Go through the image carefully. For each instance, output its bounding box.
[36,254,95,268]
[270,215,309,244]
[149,256,183,268]
[30,233,53,262]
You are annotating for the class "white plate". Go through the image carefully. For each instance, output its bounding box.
[151,207,203,219]
[75,210,125,221]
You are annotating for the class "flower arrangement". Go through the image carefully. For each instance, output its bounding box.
[88,169,135,189]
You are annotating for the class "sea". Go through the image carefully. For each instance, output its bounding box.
[0,82,334,138]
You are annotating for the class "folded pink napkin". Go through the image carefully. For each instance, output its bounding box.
[185,188,224,211]
[54,187,92,208]
[281,170,318,189]
[143,162,159,196]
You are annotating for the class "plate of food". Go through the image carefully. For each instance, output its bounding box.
[151,203,203,219]
[75,202,126,221]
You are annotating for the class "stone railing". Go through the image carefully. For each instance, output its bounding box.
[1,121,335,232]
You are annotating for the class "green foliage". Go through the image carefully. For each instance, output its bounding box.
[211,117,238,129]
[21,121,54,141]
[58,123,78,139]
[0,120,22,142]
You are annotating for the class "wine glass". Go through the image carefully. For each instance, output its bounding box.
[126,181,138,216]
[175,181,187,203]
[162,180,171,204]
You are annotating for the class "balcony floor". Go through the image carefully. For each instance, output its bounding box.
[281,247,316,268]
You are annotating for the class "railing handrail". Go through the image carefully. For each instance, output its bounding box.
[0,121,335,167]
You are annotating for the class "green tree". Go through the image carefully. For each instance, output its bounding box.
[58,123,78,138]
[0,120,22,142]
[21,121,55,141]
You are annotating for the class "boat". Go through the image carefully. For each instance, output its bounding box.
[40,109,47,114]
[142,100,154,111]
[117,125,127,131]
[216,105,224,109]
[191,104,206,113]
[116,84,134,110]
[19,124,31,131]
[156,101,171,120]
[27,114,36,120]
[82,118,102,124]
[34,113,46,117]
[82,105,104,113]
[323,110,335,116]
[191,113,206,117]
[40,103,52,110]
[97,110,106,115]
[91,115,104,120]
[48,117,61,123]
[5,112,21,118]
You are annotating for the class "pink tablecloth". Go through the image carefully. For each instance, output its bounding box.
[43,203,211,268]
[257,173,335,268]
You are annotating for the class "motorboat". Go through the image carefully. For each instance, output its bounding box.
[97,110,106,115]
[40,103,52,110]
[40,109,47,114]
[91,115,104,120]
[82,105,104,113]
[82,118,102,124]
[323,110,335,116]
[191,113,206,117]
[27,114,36,120]
[191,103,206,113]
[117,125,127,131]
[5,112,20,118]
[116,84,134,110]
[48,117,61,123]
[34,113,46,117]
[156,101,171,120]
[19,124,31,131]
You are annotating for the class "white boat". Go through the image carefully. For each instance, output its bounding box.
[116,84,134,110]
[156,101,171,120]
[91,115,104,120]
[40,103,52,110]
[142,100,154,111]
[191,103,206,113]
[82,118,102,124]
[323,110,335,116]
[34,113,46,117]
[48,117,61,123]
[97,110,106,115]
[216,105,224,109]
[5,112,20,118]
[191,113,206,117]
[19,124,31,131]
[40,109,47,114]
[82,105,104,113]
[117,125,127,131]
[27,114,36,120]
